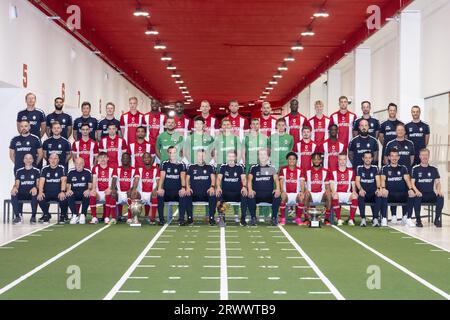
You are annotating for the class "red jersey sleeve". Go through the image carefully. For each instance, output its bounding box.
[93,142,99,155]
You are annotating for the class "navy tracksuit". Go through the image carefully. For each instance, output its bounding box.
[11,167,40,218]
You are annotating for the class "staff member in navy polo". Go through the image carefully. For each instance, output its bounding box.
[349,119,379,169]
[43,121,72,171]
[157,146,187,226]
[384,123,415,171]
[67,158,92,225]
[185,149,217,225]
[73,101,98,141]
[247,148,282,226]
[355,152,382,227]
[97,102,121,140]
[380,148,415,227]
[37,153,68,224]
[406,106,430,166]
[379,103,403,159]
[411,149,444,228]
[10,154,40,225]
[10,120,43,173]
[216,150,249,226]
[16,92,46,138]
[46,97,73,139]
[352,101,380,139]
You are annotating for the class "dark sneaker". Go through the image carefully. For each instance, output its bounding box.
[270,218,278,226]
[13,216,22,224]
[30,216,36,225]
[250,217,257,226]
[178,220,186,226]
[38,215,46,224]
[240,220,248,227]
[187,219,194,226]
[416,221,424,228]
[58,215,66,224]
[43,216,51,224]
[209,218,216,226]
[158,220,166,226]
[434,220,442,228]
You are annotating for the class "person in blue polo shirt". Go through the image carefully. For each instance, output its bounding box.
[349,119,379,170]
[411,148,444,228]
[46,97,73,139]
[67,158,92,225]
[406,106,430,166]
[185,149,217,225]
[10,120,43,173]
[73,101,98,141]
[384,123,415,171]
[37,153,68,224]
[10,154,40,224]
[352,100,380,139]
[379,103,403,159]
[16,92,46,139]
[355,151,382,227]
[247,148,282,226]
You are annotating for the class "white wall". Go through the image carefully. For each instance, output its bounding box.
[0,0,153,205]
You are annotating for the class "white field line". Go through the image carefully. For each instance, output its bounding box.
[220,227,228,300]
[0,223,56,247]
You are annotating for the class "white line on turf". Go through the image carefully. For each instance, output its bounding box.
[0,247,14,249]
[273,291,286,294]
[220,227,228,300]
[117,290,140,294]
[301,277,320,280]
[0,225,110,295]
[137,265,155,268]
[129,277,149,279]
[268,277,280,280]
[144,256,161,258]
[278,225,345,300]
[103,210,178,300]
[309,291,333,294]
[292,266,312,269]
[389,226,450,253]
[169,277,181,279]
[163,290,176,294]
[332,225,450,300]
[28,234,42,237]
[14,240,28,243]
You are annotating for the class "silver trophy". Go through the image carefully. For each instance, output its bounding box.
[129,199,143,227]
[306,207,325,228]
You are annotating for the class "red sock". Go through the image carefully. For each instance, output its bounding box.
[108,196,117,218]
[297,204,304,219]
[332,199,341,220]
[89,196,97,217]
[350,198,358,220]
[280,202,286,219]
[151,197,157,220]
[325,208,331,221]
[145,205,150,217]
[75,203,81,215]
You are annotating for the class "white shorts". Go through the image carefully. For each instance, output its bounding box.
[117,191,129,205]
[311,192,325,204]
[97,191,106,203]
[286,193,298,206]
[337,192,352,204]
[140,192,152,205]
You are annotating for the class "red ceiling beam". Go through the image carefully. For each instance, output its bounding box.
[276,0,414,108]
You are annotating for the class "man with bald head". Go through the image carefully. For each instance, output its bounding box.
[67,158,93,224]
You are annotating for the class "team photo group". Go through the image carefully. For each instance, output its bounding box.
[9,93,444,229]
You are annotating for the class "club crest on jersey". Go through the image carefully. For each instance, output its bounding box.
[367,143,370,148]
[397,171,401,175]
[167,168,171,173]
[26,141,30,146]
[370,123,374,127]
[46,173,50,178]
[33,116,36,120]
[58,144,61,149]
[203,170,207,174]
[20,175,25,179]
[370,173,374,177]
[81,176,85,181]
[62,119,66,123]
[405,146,408,150]
[31,175,34,179]
[418,172,422,178]
[234,172,237,177]
[428,172,432,177]
[420,127,423,132]
[174,169,178,173]
[193,170,197,174]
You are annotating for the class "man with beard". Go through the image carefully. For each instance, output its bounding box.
[156,117,184,163]
[296,126,318,172]
[349,119,379,170]
[129,126,153,168]
[43,121,72,171]
[72,123,99,170]
[10,120,44,173]
[144,100,166,145]
[222,100,249,142]
[320,124,345,172]
[46,97,73,139]
[173,101,192,138]
[283,99,310,151]
[406,106,430,166]
[259,102,277,137]
[138,152,160,224]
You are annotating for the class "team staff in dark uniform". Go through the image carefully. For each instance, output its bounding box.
[43,121,72,171]
[185,149,217,225]
[67,158,93,225]
[352,101,380,138]
[73,101,98,141]
[411,149,444,228]
[10,154,40,224]
[157,146,187,226]
[384,123,415,171]
[46,97,73,139]
[379,103,403,159]
[406,106,430,166]
[380,149,415,227]
[97,102,121,140]
[37,153,68,224]
[355,152,382,227]
[16,92,46,138]
[216,150,248,226]
[247,149,281,226]
[9,120,43,173]
[349,119,379,169]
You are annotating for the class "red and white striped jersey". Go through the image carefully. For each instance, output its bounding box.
[222,114,249,141]
[144,112,166,144]
[174,114,191,138]
[138,166,160,192]
[98,135,128,168]
[92,165,116,192]
[259,116,277,137]
[128,140,153,169]
[283,113,310,151]
[309,115,331,145]
[194,114,219,137]
[279,166,302,193]
[320,139,345,172]
[303,168,330,193]
[329,111,357,148]
[120,111,146,145]
[296,140,318,171]
[115,166,139,192]
[72,138,98,169]
[329,167,355,193]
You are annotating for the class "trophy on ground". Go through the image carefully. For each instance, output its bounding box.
[306,207,325,228]
[129,189,142,227]
[216,201,229,227]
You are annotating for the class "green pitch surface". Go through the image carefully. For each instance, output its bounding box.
[1,217,450,300]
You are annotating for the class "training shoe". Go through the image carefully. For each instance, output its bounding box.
[234,215,239,223]
[209,218,216,226]
[13,216,22,225]
[30,216,37,225]
[144,216,152,225]
[372,218,379,227]
[294,217,302,225]
[109,218,117,225]
[90,217,99,224]
[360,218,367,227]
[178,220,186,226]
[104,217,110,224]
[43,215,51,224]
[406,218,415,228]
[250,217,257,226]
[381,218,388,227]
[391,215,397,224]
[158,220,166,226]
[187,219,194,226]
[38,215,46,224]
[126,218,132,224]
[434,220,442,228]
[324,219,331,226]
[279,217,286,225]
[416,221,423,228]
[79,215,86,224]
[348,219,355,226]
[58,216,65,224]
[240,220,248,227]
[401,215,408,226]
[270,217,278,226]
[70,215,79,225]
[337,219,344,226]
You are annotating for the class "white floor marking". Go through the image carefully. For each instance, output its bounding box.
[301,277,320,280]
[117,290,140,294]
[204,265,220,268]
[227,248,241,251]
[389,226,450,254]
[402,236,414,239]
[28,234,42,237]
[206,248,220,250]
[278,225,345,300]
[170,265,189,268]
[309,291,333,294]
[137,265,155,268]
[163,290,176,294]
[40,229,54,232]
[281,248,296,251]
[431,249,446,252]
[169,276,181,279]
[207,241,219,243]
[292,266,312,269]
[150,248,166,250]
[268,277,280,280]
[14,240,28,243]
[273,291,286,294]
[199,291,220,293]
[228,265,246,268]
[287,256,304,259]
[0,247,14,249]
[229,291,251,294]
[158,240,170,243]
[332,225,450,300]
[129,276,149,279]
[0,225,110,296]
[144,256,161,258]
[103,211,178,300]
[220,227,228,300]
